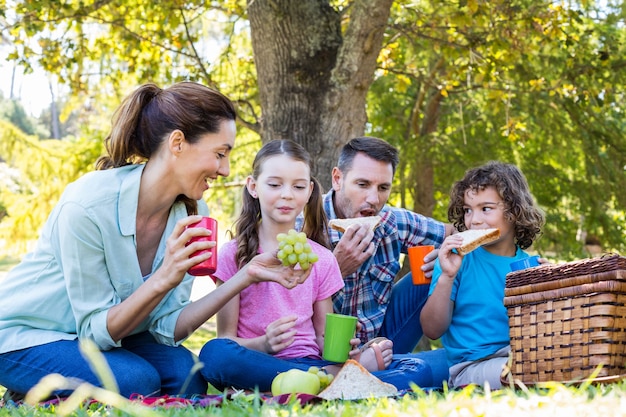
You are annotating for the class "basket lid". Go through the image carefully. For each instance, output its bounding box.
[505,253,626,290]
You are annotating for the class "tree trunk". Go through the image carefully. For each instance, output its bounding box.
[408,57,446,218]
[412,88,442,217]
[248,0,393,189]
[49,80,61,140]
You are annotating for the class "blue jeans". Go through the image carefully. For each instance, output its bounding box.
[377,272,449,386]
[200,338,446,392]
[379,272,430,353]
[0,332,207,398]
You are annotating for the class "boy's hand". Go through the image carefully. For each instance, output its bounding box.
[438,234,464,278]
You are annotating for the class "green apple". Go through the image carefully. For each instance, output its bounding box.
[271,369,321,396]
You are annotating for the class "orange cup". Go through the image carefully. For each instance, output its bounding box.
[408,245,435,285]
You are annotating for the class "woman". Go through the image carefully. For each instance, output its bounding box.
[0,82,309,399]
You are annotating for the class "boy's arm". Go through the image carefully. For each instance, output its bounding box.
[420,276,455,339]
[420,234,464,339]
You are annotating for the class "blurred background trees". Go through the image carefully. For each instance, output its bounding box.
[0,0,624,259]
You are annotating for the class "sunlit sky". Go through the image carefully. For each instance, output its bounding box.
[0,51,52,117]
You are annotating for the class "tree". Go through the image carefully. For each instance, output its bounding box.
[366,0,626,257]
[1,0,625,257]
[247,0,393,187]
[0,94,37,136]
[1,0,396,188]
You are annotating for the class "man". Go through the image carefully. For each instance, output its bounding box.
[323,137,455,355]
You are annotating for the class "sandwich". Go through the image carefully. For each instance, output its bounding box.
[328,216,382,233]
[456,228,500,256]
[318,359,398,400]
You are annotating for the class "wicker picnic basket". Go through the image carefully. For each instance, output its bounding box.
[504,254,626,384]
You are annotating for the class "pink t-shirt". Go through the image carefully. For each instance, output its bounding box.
[214,238,344,359]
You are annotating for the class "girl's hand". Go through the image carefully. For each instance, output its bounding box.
[159,215,215,289]
[347,336,362,357]
[438,234,464,279]
[347,321,364,356]
[244,251,312,288]
[264,315,298,354]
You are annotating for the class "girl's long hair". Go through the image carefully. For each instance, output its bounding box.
[95,82,236,214]
[233,139,329,268]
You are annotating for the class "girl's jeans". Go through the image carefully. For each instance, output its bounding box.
[200,338,447,392]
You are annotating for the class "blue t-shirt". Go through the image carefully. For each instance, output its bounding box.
[428,246,527,368]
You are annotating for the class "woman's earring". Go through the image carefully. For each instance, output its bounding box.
[251,192,257,198]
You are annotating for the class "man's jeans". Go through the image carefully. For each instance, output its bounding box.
[379,272,449,386]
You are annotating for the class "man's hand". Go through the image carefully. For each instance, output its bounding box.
[333,224,375,276]
[421,247,440,279]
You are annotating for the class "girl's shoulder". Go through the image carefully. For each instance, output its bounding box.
[220,237,238,252]
[307,238,334,257]
[307,238,341,271]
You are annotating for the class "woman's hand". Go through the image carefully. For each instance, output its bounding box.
[264,315,298,354]
[158,215,215,289]
[243,251,312,289]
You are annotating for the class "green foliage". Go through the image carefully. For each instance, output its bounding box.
[368,0,626,259]
[1,0,625,259]
[0,94,46,137]
[0,120,103,252]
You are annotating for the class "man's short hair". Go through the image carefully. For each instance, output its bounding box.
[337,137,400,174]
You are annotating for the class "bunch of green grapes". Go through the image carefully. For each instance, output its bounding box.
[276,229,319,269]
[307,366,334,390]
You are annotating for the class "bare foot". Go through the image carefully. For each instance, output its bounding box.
[355,338,393,372]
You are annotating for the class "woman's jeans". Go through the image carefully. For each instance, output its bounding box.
[0,332,206,398]
[200,338,448,392]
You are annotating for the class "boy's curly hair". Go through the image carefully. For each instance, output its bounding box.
[448,161,545,250]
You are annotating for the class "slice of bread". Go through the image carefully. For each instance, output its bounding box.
[328,216,382,233]
[318,359,398,400]
[457,228,500,256]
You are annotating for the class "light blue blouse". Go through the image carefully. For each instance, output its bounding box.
[0,164,208,353]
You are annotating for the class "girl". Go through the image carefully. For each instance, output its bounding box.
[420,161,545,389]
[0,83,309,400]
[199,140,395,393]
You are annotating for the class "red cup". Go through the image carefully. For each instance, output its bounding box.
[186,217,217,276]
[408,245,435,285]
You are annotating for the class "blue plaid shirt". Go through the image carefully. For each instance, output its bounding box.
[323,190,446,342]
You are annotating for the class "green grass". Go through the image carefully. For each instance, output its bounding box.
[3,380,626,416]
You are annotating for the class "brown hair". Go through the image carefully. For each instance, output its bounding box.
[337,136,400,175]
[95,82,236,214]
[233,139,330,268]
[448,161,545,250]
